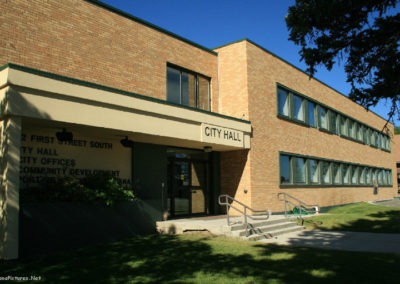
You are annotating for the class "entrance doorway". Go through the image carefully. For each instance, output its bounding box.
[167,149,209,217]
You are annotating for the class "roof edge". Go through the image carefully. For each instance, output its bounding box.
[85,0,217,56]
[2,63,251,125]
[214,38,392,126]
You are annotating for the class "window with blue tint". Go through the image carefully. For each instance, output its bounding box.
[292,157,306,183]
[309,159,319,183]
[321,161,331,184]
[278,88,290,117]
[280,155,291,184]
[318,106,328,129]
[307,101,316,127]
[293,94,305,122]
[280,153,392,187]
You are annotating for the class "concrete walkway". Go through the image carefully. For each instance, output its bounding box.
[261,198,400,254]
[259,230,400,254]
[158,198,400,254]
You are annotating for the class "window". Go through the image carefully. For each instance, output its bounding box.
[348,120,355,139]
[280,153,391,187]
[307,101,316,127]
[278,88,290,117]
[387,170,393,185]
[167,66,181,105]
[198,76,210,110]
[351,166,358,184]
[292,157,306,183]
[359,167,366,185]
[318,106,328,130]
[371,131,376,147]
[378,169,383,185]
[357,125,364,142]
[321,161,331,184]
[382,169,388,185]
[329,111,338,134]
[366,168,372,185]
[293,95,305,121]
[340,116,348,136]
[167,65,210,110]
[342,164,350,184]
[377,134,382,149]
[332,163,341,184]
[309,159,319,183]
[280,155,291,184]
[365,128,370,145]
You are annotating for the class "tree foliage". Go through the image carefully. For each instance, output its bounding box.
[286,0,400,122]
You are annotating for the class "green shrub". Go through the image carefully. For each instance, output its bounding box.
[21,173,135,206]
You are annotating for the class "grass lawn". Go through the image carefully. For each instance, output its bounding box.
[2,201,400,283]
[1,234,400,284]
[304,202,400,233]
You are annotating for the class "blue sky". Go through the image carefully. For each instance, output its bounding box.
[100,0,396,124]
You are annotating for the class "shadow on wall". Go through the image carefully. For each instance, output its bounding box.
[20,200,157,258]
[219,150,249,213]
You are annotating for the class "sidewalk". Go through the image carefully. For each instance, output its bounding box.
[260,229,400,254]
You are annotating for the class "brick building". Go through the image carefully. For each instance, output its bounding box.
[0,0,397,259]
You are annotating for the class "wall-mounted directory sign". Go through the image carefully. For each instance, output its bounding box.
[20,128,132,188]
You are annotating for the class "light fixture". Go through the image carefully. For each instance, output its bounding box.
[203,146,212,153]
[120,136,134,147]
[56,128,73,142]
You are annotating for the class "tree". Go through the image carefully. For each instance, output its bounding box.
[286,0,400,124]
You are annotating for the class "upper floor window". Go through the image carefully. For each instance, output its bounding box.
[276,84,391,152]
[167,65,210,111]
[278,88,290,117]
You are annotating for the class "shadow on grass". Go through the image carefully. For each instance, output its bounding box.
[1,235,399,283]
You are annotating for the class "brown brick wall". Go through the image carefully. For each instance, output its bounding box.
[217,40,398,212]
[0,0,219,111]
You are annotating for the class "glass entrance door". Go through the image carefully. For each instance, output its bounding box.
[168,157,208,217]
[169,159,191,216]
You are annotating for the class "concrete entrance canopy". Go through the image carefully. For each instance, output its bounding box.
[0,63,251,259]
[0,64,251,151]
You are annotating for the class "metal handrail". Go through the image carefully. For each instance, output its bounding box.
[218,194,270,237]
[277,192,319,219]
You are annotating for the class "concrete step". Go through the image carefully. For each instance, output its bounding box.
[226,216,305,241]
[229,217,288,231]
[237,221,300,237]
[245,226,305,241]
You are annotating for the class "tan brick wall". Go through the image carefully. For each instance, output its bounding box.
[215,42,252,209]
[394,135,400,163]
[0,0,219,111]
[217,40,398,212]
